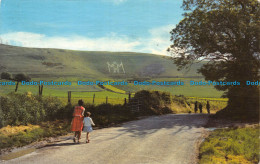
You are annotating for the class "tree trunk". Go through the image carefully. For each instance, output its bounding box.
[15,81,19,92]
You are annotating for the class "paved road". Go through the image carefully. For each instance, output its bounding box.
[3,114,209,164]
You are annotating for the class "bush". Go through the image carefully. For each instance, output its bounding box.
[132,90,173,115]
[83,103,135,127]
[41,96,64,120]
[0,93,65,127]
[0,106,5,128]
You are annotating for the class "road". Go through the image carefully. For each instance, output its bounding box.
[3,114,209,164]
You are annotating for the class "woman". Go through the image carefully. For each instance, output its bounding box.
[71,99,85,143]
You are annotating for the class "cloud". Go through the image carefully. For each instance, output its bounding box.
[0,24,175,55]
[140,24,175,55]
[0,32,140,52]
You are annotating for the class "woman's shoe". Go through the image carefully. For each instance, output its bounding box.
[73,137,76,143]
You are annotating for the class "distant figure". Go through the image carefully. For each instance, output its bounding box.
[206,101,210,114]
[199,103,203,113]
[71,100,85,143]
[194,101,198,113]
[83,112,95,143]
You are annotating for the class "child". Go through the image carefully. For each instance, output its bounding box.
[83,112,95,143]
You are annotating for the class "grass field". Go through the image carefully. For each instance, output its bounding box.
[199,126,259,164]
[0,77,226,105]
[116,78,225,98]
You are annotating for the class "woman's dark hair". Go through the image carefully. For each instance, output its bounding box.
[78,99,84,106]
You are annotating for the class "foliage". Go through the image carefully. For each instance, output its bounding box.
[132,90,173,115]
[14,73,31,82]
[1,72,12,80]
[82,103,136,127]
[168,0,260,117]
[41,96,65,120]
[0,105,4,128]
[0,93,65,127]
[13,73,31,92]
[199,126,259,164]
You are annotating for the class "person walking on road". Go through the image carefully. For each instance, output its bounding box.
[83,112,95,143]
[194,101,198,113]
[206,101,210,114]
[71,99,85,143]
[199,103,203,113]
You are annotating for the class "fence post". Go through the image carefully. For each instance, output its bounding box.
[93,94,95,104]
[68,91,71,104]
[40,85,43,95]
[106,96,108,104]
[39,85,41,95]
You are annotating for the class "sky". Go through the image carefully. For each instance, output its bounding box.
[0,0,184,55]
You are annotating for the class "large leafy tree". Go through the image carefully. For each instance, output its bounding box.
[14,73,31,92]
[168,0,259,117]
[1,72,12,80]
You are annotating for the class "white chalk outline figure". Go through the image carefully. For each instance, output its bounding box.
[107,61,125,74]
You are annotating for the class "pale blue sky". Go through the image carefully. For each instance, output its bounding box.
[0,0,184,54]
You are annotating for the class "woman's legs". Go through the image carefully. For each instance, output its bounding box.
[73,132,77,142]
[73,131,82,143]
[78,131,81,141]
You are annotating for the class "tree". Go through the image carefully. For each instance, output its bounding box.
[1,72,12,80]
[168,0,259,118]
[14,73,31,92]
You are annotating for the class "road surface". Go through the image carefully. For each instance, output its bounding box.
[3,114,209,164]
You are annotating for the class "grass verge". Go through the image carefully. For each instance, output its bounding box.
[199,125,259,164]
[0,120,70,150]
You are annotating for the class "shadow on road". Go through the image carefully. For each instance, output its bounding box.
[117,114,209,137]
[39,142,77,148]
[39,114,209,148]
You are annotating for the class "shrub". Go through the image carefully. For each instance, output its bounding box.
[83,103,135,127]
[1,72,12,80]
[0,93,65,127]
[41,96,64,120]
[0,105,5,128]
[132,90,173,115]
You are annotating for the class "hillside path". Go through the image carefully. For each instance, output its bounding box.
[3,114,209,164]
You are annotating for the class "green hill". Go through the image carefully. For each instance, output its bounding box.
[0,44,203,79]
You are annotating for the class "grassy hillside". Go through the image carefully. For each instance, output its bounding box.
[0,44,225,100]
[0,44,203,79]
